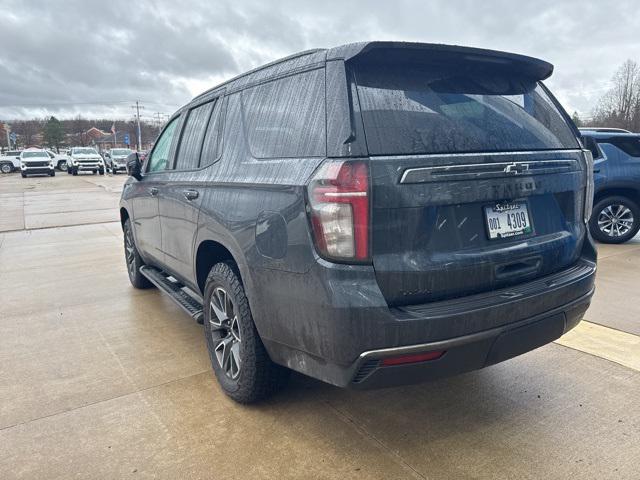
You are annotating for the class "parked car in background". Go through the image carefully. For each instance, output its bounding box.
[120,41,596,403]
[0,150,22,173]
[579,127,632,134]
[581,131,640,243]
[46,150,71,171]
[20,148,55,177]
[104,148,133,174]
[67,147,105,175]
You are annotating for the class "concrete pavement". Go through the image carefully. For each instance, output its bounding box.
[1,172,639,479]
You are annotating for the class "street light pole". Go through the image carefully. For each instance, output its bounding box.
[132,101,144,150]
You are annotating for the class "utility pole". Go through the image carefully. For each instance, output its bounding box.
[4,123,10,149]
[131,101,144,150]
[153,112,168,134]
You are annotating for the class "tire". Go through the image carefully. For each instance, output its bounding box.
[67,167,72,175]
[123,218,153,289]
[203,262,289,403]
[21,172,26,178]
[49,171,55,177]
[58,161,68,172]
[72,168,78,176]
[589,196,640,244]
[0,163,12,174]
[99,168,105,175]
[112,169,117,175]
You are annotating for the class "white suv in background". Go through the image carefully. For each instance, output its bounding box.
[20,149,55,177]
[0,150,22,173]
[67,147,105,175]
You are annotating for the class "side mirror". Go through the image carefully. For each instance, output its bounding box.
[15,156,20,160]
[126,153,143,181]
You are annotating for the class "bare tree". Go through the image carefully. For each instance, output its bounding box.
[592,60,640,131]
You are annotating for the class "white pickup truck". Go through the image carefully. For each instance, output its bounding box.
[0,150,22,173]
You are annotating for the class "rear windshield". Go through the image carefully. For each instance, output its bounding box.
[355,64,579,156]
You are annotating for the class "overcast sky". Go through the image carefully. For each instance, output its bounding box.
[0,0,638,122]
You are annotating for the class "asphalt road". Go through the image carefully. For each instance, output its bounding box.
[1,172,639,479]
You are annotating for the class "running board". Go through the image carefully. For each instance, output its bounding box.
[140,266,204,324]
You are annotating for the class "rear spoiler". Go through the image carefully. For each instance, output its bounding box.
[328,41,554,80]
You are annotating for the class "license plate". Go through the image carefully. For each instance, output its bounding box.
[484,202,532,239]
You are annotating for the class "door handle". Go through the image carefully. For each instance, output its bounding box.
[149,187,159,196]
[183,189,199,201]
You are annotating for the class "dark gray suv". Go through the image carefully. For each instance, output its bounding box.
[120,42,597,403]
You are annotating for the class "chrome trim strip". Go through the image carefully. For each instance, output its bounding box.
[400,159,579,184]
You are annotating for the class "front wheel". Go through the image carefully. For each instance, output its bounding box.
[21,172,26,178]
[72,168,78,176]
[49,171,55,177]
[99,168,104,175]
[589,196,640,244]
[203,262,289,403]
[123,219,153,289]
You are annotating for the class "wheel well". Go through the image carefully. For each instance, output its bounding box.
[120,208,129,230]
[195,240,237,294]
[594,187,640,206]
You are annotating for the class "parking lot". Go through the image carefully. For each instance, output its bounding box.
[1,172,639,479]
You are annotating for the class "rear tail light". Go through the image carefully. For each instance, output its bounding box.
[582,149,594,223]
[307,160,370,262]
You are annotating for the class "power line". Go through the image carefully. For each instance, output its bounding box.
[0,100,182,108]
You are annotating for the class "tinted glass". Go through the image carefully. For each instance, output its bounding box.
[174,101,214,170]
[112,149,131,155]
[606,137,640,157]
[241,68,325,158]
[147,118,178,172]
[355,64,579,155]
[200,98,225,166]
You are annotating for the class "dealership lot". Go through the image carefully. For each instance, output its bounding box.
[1,173,639,479]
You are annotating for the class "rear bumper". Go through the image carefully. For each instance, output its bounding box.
[257,242,597,388]
[347,289,591,388]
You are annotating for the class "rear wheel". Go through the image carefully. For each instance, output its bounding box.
[123,218,153,289]
[0,163,12,174]
[589,196,640,244]
[203,262,289,403]
[58,161,68,172]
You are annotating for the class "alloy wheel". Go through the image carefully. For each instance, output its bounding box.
[209,287,242,379]
[125,229,136,277]
[597,203,634,238]
[59,161,68,172]
[1,164,11,174]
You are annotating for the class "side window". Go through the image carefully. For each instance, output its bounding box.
[147,117,179,173]
[609,137,640,157]
[241,68,326,158]
[582,136,603,160]
[200,97,225,167]
[174,101,215,171]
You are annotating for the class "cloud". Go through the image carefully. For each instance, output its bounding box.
[0,0,638,120]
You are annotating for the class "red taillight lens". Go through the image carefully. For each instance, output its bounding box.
[380,351,445,366]
[307,160,370,261]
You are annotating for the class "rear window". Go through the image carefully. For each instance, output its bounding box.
[355,64,579,156]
